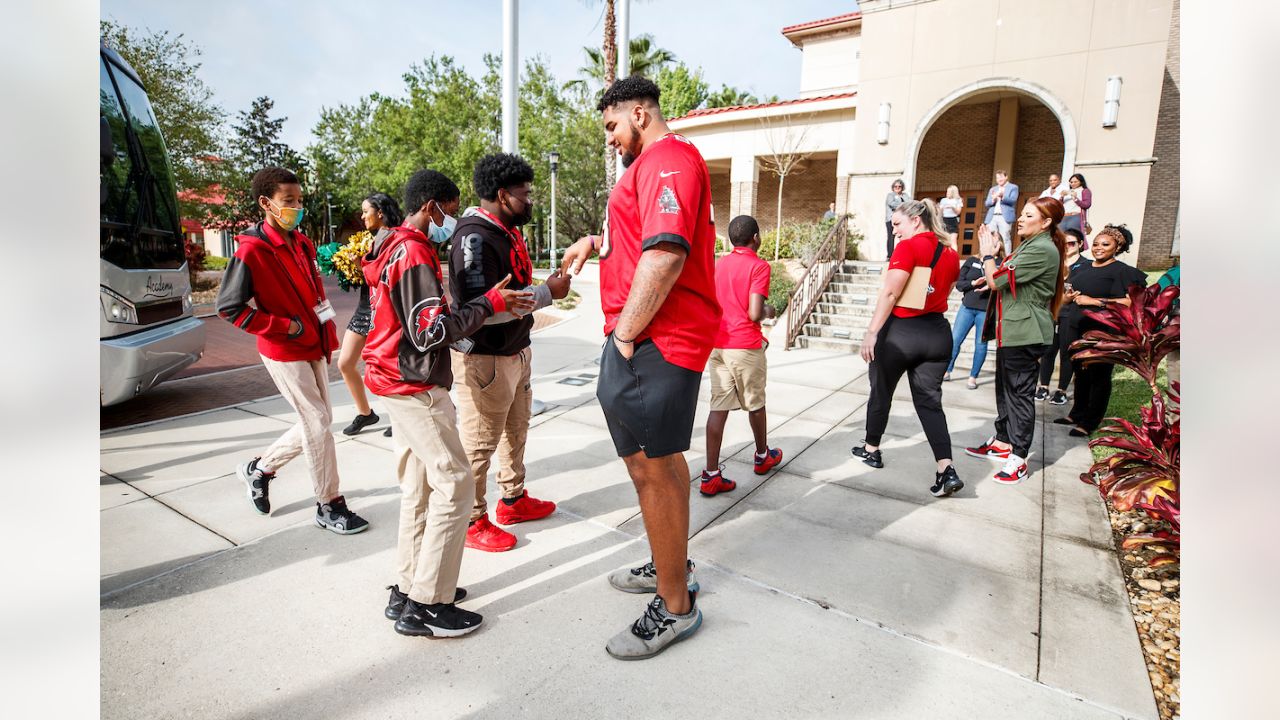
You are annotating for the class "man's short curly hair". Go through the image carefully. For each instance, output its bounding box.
[404,169,460,215]
[597,75,662,114]
[250,166,300,201]
[472,153,535,202]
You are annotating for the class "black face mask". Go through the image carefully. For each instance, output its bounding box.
[504,192,533,227]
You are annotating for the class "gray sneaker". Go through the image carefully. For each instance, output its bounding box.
[608,559,699,594]
[315,495,370,535]
[606,591,702,660]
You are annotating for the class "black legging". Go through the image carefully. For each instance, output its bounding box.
[864,314,953,461]
[885,221,896,258]
[994,344,1049,458]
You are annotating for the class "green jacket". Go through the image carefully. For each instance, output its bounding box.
[989,231,1060,347]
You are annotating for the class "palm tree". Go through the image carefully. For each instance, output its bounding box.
[572,35,677,87]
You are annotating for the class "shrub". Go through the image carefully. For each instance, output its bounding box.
[203,255,229,271]
[759,218,861,265]
[1075,283,1181,567]
[767,261,794,315]
[184,238,206,285]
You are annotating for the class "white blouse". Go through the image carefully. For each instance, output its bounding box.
[938,197,963,218]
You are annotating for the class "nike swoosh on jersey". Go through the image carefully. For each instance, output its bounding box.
[658,170,681,177]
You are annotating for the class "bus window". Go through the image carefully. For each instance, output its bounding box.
[99,56,184,270]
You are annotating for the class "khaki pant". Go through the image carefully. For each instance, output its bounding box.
[382,387,473,604]
[452,348,532,521]
[259,356,341,502]
[708,348,768,412]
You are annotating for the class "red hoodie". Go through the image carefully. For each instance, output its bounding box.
[361,224,507,396]
[215,222,339,362]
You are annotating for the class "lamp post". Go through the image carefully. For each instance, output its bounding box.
[548,149,559,270]
[325,193,334,244]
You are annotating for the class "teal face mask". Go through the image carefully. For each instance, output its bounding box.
[268,199,305,231]
[428,213,457,244]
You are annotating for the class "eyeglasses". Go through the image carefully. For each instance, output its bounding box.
[1066,241,1079,246]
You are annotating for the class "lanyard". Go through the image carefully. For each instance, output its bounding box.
[472,207,533,285]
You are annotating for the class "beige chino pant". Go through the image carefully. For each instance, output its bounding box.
[259,356,341,502]
[382,386,473,604]
[451,348,532,521]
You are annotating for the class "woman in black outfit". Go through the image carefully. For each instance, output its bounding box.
[338,192,403,437]
[1055,224,1147,437]
[1035,228,1089,405]
[854,199,964,498]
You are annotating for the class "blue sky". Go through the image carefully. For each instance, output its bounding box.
[101,0,857,150]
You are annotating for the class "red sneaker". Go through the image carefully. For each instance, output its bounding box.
[465,515,517,552]
[494,492,556,525]
[699,470,737,497]
[964,437,1012,460]
[753,447,783,475]
[992,458,1029,485]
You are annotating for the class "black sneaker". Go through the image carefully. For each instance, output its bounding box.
[315,495,370,535]
[930,465,964,497]
[851,444,883,468]
[237,457,274,515]
[1048,389,1068,405]
[394,599,483,638]
[385,584,467,620]
[342,411,380,436]
[383,426,393,437]
[1034,386,1050,402]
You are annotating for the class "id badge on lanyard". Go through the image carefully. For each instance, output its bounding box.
[314,299,336,323]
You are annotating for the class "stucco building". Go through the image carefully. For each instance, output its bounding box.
[669,0,1180,268]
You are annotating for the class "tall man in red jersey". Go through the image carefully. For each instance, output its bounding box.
[561,76,721,660]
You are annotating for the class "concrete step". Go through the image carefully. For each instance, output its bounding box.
[794,334,859,353]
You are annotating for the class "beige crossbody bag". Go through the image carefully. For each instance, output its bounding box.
[895,242,946,310]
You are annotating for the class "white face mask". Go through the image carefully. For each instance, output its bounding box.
[428,213,457,244]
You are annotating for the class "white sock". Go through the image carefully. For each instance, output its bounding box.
[755,449,769,459]
[1006,454,1025,467]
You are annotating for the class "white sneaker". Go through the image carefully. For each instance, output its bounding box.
[993,455,1028,485]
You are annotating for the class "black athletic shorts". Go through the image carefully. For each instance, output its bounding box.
[597,335,703,458]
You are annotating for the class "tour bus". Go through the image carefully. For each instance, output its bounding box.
[100,45,205,405]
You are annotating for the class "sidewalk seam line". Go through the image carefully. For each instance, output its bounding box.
[1036,405,1048,682]
[698,557,1141,720]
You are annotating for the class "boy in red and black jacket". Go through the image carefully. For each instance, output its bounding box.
[362,169,533,639]
[216,166,368,535]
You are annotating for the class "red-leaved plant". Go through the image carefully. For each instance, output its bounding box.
[1072,283,1181,566]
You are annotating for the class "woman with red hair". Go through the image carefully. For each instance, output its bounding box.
[964,197,1067,485]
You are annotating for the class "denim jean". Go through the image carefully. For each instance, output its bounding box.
[946,305,989,377]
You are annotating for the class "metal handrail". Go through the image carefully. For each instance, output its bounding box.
[785,214,851,349]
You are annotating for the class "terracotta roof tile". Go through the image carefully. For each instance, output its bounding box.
[781,12,862,36]
[673,92,857,121]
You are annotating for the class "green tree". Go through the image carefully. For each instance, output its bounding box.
[208,96,313,234]
[99,20,225,218]
[517,57,608,261]
[706,85,781,109]
[653,63,709,119]
[308,55,501,228]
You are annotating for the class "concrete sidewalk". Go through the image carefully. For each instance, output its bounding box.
[100,264,1155,719]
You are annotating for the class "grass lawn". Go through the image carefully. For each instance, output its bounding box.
[1090,359,1171,461]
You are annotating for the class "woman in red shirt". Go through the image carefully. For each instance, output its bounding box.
[854,199,964,498]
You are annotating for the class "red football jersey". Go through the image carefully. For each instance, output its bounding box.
[599,133,721,372]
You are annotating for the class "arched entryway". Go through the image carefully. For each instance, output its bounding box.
[906,81,1075,256]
